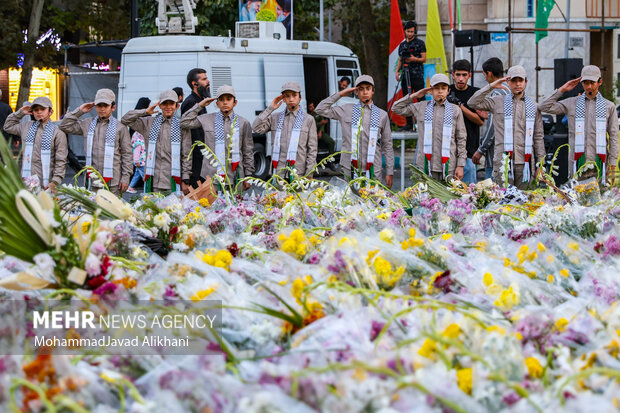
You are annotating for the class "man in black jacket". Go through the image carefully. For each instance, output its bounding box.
[180,68,210,187]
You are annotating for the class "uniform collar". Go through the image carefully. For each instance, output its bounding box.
[361,100,373,109]
[286,106,299,116]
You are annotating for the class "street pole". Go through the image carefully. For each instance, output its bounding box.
[564,0,570,58]
[601,0,605,71]
[328,9,332,42]
[508,0,512,69]
[319,0,324,41]
[130,0,140,38]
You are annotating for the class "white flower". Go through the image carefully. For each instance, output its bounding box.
[85,254,102,276]
[33,253,55,275]
[153,212,171,229]
[119,204,134,219]
[52,234,67,248]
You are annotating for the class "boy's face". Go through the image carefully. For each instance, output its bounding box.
[307,102,315,112]
[160,100,178,117]
[452,70,471,90]
[404,27,416,40]
[357,83,374,103]
[95,103,114,119]
[582,79,602,98]
[216,94,237,113]
[32,105,52,122]
[508,77,527,95]
[431,84,449,103]
[282,90,301,110]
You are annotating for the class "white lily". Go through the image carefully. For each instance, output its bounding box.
[15,190,53,245]
[95,189,133,219]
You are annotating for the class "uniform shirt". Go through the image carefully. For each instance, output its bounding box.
[538,89,619,171]
[468,84,546,178]
[478,84,509,169]
[60,107,133,188]
[316,93,394,180]
[3,111,68,185]
[393,94,467,176]
[121,109,191,190]
[398,37,426,80]
[181,104,255,182]
[252,105,318,177]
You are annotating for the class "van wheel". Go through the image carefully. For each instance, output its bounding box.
[253,143,270,181]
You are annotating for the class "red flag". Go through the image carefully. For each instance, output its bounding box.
[388,0,406,127]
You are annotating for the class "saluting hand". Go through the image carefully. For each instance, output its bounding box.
[145,101,160,115]
[559,77,582,94]
[199,97,217,108]
[490,77,510,90]
[339,87,357,97]
[80,102,95,113]
[270,95,285,110]
[411,87,432,100]
[21,105,32,115]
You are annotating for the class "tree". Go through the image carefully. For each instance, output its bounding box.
[0,0,131,108]
[332,0,390,110]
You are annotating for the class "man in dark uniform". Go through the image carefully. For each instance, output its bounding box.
[180,68,210,187]
[396,21,427,131]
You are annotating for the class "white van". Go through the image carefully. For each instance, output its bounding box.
[117,22,362,179]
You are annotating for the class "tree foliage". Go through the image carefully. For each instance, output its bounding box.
[0,0,131,70]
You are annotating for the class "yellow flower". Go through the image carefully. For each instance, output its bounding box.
[379,229,394,243]
[81,221,91,234]
[486,325,506,335]
[198,249,233,271]
[547,274,554,283]
[456,368,472,395]
[537,242,546,252]
[441,233,453,240]
[559,269,570,278]
[494,285,519,310]
[442,323,461,339]
[546,255,555,263]
[418,338,437,358]
[377,213,388,220]
[199,198,210,207]
[191,286,216,301]
[525,357,543,378]
[408,227,416,238]
[568,242,579,251]
[482,272,494,287]
[555,318,568,332]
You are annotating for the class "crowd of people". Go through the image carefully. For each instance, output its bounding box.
[1,20,618,196]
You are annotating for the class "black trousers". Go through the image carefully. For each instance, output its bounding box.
[401,72,425,128]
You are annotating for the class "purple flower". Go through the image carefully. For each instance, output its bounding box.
[369,320,385,342]
[503,392,521,406]
[327,250,347,275]
[93,282,118,296]
[308,253,321,265]
[516,314,551,344]
[389,209,407,226]
[163,284,178,299]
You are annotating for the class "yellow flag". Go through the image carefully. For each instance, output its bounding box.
[426,0,448,76]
